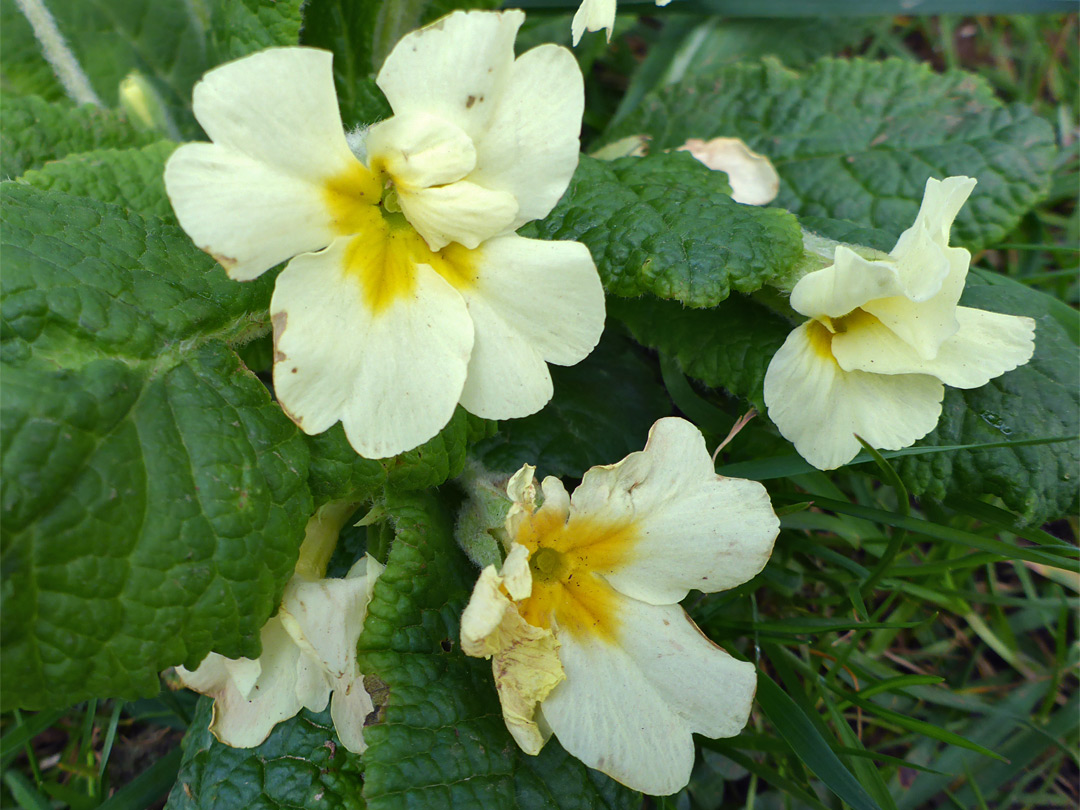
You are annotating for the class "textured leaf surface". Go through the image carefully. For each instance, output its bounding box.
[610,294,794,412]
[166,699,364,810]
[0,183,310,709]
[475,332,671,478]
[1,95,159,178]
[524,152,803,307]
[606,57,1056,250]
[18,141,178,220]
[896,279,1079,525]
[307,408,495,506]
[356,491,641,809]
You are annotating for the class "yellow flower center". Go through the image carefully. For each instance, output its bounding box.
[321,161,477,314]
[513,506,638,642]
[810,308,880,363]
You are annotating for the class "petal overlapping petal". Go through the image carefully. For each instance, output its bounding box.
[568,418,778,604]
[456,236,605,420]
[376,10,522,135]
[270,237,474,459]
[832,306,1036,389]
[763,322,944,470]
[396,181,518,251]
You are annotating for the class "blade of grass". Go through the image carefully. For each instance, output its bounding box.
[756,672,883,810]
[95,745,182,810]
[2,770,52,810]
[0,708,67,769]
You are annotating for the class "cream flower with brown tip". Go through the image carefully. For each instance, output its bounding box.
[164,10,604,459]
[461,417,779,795]
[764,176,1036,470]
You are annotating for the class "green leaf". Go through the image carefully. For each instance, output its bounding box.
[17,141,178,220]
[0,0,64,101]
[165,699,363,810]
[605,57,1056,250]
[306,408,495,506]
[525,152,803,307]
[895,279,1079,526]
[475,331,671,478]
[755,671,883,810]
[357,490,641,808]
[207,0,305,63]
[1,184,311,709]
[610,293,793,411]
[1,95,159,178]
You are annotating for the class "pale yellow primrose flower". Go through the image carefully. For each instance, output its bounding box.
[572,0,672,45]
[176,555,383,753]
[461,417,779,795]
[764,176,1036,471]
[164,10,604,458]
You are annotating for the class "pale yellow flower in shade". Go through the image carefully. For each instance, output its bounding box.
[764,176,1036,470]
[572,0,673,45]
[461,417,780,795]
[164,11,604,459]
[678,137,780,206]
[176,555,383,753]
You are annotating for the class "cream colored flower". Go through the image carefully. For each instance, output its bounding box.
[176,555,383,753]
[572,0,672,45]
[678,137,780,206]
[461,417,779,795]
[764,176,1036,470]
[164,10,604,459]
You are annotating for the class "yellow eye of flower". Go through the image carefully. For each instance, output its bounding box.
[513,510,635,641]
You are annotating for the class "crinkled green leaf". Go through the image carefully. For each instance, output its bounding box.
[475,332,671,478]
[610,293,794,412]
[356,490,641,809]
[306,408,495,506]
[0,0,64,101]
[0,183,310,709]
[18,141,178,220]
[1,95,159,178]
[896,278,1079,526]
[524,152,803,307]
[165,699,364,810]
[207,0,305,63]
[606,57,1056,250]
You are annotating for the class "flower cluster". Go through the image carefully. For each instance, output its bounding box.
[764,177,1036,470]
[164,5,1041,799]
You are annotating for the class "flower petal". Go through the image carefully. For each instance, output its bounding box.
[377,10,523,136]
[207,618,307,748]
[763,321,945,470]
[192,48,354,177]
[892,176,976,260]
[270,236,473,459]
[678,137,780,206]
[165,144,345,281]
[790,247,920,320]
[568,418,778,604]
[397,180,518,251]
[859,245,969,359]
[457,235,604,420]
[833,306,1035,389]
[366,112,477,189]
[571,0,617,45]
[469,44,584,227]
[330,676,375,754]
[542,597,754,795]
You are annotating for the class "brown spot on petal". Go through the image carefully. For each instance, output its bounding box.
[272,311,288,363]
[466,95,477,108]
[205,248,237,270]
